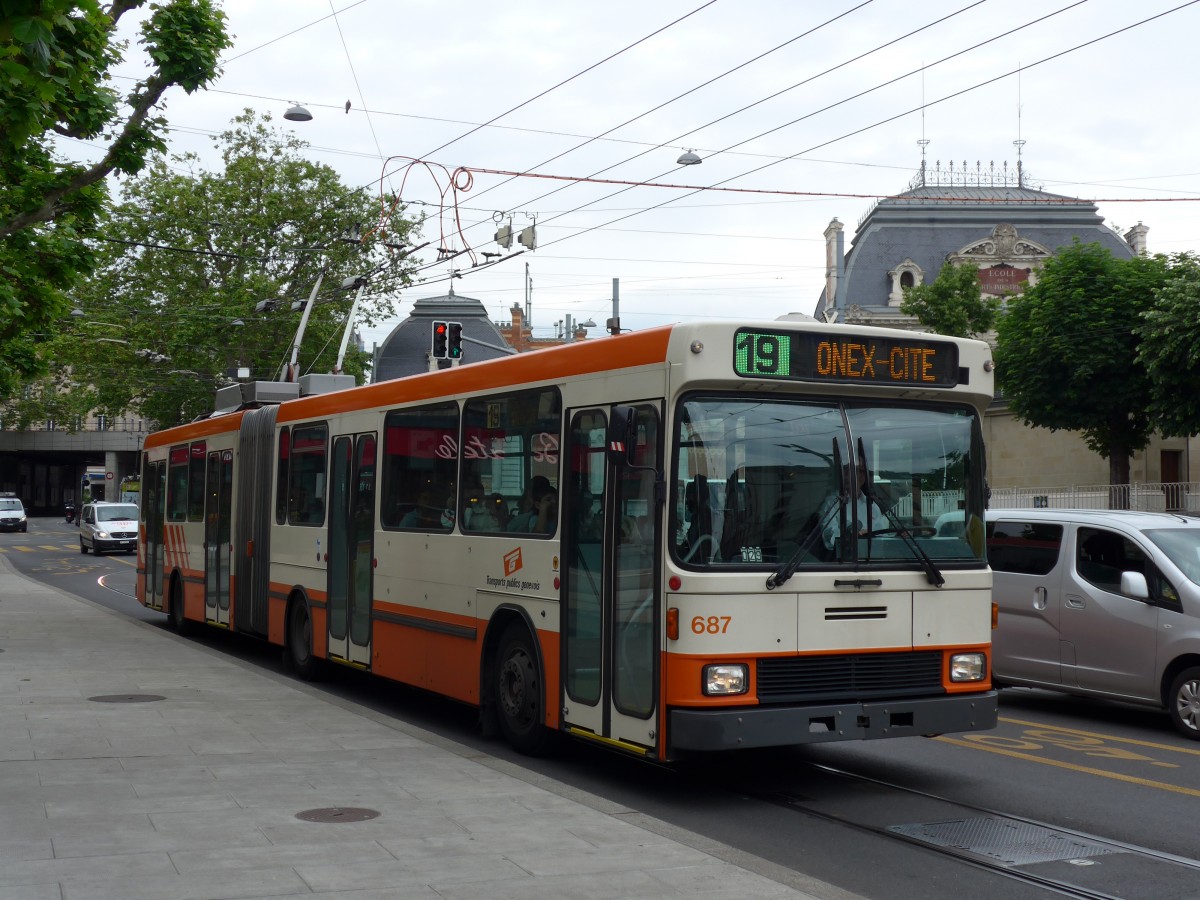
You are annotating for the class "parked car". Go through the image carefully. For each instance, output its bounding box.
[0,492,27,533]
[79,501,139,555]
[986,508,1200,739]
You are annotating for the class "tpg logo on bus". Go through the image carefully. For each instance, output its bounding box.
[503,548,523,576]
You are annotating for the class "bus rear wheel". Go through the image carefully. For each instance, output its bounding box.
[494,623,551,755]
[287,600,321,681]
[169,580,192,637]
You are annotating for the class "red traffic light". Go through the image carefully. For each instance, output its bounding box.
[431,320,449,357]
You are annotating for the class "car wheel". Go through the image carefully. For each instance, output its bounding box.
[1168,666,1200,740]
[80,540,88,555]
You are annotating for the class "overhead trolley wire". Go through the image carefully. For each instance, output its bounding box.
[414,0,721,161]
[452,0,1088,250]
[458,0,879,209]
[466,0,1199,258]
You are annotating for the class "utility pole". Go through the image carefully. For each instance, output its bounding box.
[607,277,620,335]
[525,262,532,328]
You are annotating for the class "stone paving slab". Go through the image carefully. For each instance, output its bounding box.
[0,552,857,900]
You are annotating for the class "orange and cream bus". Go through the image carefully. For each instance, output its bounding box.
[137,319,997,759]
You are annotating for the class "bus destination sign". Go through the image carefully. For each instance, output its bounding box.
[733,328,960,387]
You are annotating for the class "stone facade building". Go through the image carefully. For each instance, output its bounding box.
[814,159,1195,500]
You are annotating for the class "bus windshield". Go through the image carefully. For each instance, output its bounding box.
[672,396,986,570]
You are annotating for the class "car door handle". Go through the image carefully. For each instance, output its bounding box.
[1065,594,1085,608]
[1033,586,1047,610]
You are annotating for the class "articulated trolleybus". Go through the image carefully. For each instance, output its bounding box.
[137,319,997,760]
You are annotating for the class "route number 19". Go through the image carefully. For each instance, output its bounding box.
[736,332,790,376]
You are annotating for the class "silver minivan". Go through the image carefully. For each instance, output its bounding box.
[986,509,1200,740]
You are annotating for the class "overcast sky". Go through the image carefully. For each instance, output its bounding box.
[73,0,1200,347]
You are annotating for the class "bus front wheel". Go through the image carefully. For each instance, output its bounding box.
[287,600,321,681]
[494,623,551,755]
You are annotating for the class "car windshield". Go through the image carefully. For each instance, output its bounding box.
[97,505,138,522]
[1145,528,1200,586]
[0,499,22,510]
[671,397,987,570]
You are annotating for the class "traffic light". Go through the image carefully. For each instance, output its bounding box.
[431,321,448,358]
[447,321,463,359]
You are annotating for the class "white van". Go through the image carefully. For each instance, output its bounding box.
[0,492,27,533]
[79,501,139,555]
[986,509,1200,740]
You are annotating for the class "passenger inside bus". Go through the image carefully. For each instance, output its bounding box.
[575,489,601,542]
[508,476,556,533]
[818,459,890,552]
[401,489,443,529]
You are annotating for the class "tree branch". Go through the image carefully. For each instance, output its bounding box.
[0,75,169,239]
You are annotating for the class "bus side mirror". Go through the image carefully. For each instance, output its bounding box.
[608,405,638,467]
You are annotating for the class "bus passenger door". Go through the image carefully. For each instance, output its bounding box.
[143,458,167,611]
[327,433,375,667]
[562,403,661,754]
[203,450,233,626]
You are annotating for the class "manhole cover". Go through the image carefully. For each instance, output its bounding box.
[295,807,381,824]
[88,694,166,703]
[890,817,1119,866]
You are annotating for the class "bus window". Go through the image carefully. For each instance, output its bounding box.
[672,397,985,568]
[167,445,189,522]
[288,423,328,526]
[188,441,206,522]
[381,402,458,531]
[459,388,561,535]
[275,427,290,525]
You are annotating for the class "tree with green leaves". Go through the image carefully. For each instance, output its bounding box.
[994,240,1172,492]
[1137,253,1200,438]
[0,0,231,400]
[9,110,421,429]
[900,261,1000,339]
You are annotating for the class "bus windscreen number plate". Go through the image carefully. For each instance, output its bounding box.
[734,329,959,387]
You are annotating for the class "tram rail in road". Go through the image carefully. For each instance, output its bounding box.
[761,761,1200,900]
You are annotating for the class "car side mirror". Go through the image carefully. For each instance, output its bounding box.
[1120,571,1149,600]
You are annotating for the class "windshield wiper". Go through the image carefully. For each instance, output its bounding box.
[858,438,944,588]
[768,441,844,591]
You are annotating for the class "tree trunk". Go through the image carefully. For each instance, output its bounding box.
[1109,451,1131,509]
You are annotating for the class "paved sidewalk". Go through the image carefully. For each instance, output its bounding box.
[0,553,858,900]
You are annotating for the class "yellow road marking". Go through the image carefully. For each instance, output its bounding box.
[999,716,1200,757]
[936,735,1200,797]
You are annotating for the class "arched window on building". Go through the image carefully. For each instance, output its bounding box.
[887,258,923,306]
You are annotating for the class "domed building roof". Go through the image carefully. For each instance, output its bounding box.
[814,160,1142,324]
[371,289,512,382]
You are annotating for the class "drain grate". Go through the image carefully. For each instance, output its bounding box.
[88,694,166,703]
[889,816,1121,866]
[295,807,381,824]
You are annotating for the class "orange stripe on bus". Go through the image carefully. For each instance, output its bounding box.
[142,411,246,449]
[277,326,674,423]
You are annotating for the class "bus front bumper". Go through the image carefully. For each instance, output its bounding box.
[669,691,998,751]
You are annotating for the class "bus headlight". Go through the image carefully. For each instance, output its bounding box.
[950,653,986,682]
[703,664,748,695]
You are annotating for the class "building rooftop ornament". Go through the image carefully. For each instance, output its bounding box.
[910,158,1038,192]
